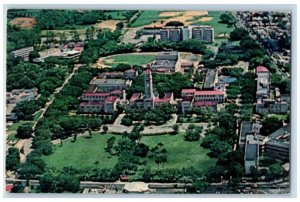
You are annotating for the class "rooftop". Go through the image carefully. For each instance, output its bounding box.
[195,90,224,96]
[105,96,118,103]
[83,92,110,97]
[256,66,269,73]
[90,78,128,85]
[245,143,258,161]
[193,101,217,106]
[182,89,196,94]
[130,93,142,102]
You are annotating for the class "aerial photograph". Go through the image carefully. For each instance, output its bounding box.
[5,9,291,194]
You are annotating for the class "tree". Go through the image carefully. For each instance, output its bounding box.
[6,147,20,171]
[230,27,249,41]
[267,163,284,180]
[16,124,33,139]
[165,21,184,27]
[103,125,108,133]
[59,32,67,44]
[55,172,80,193]
[116,22,124,30]
[184,124,203,141]
[260,116,283,135]
[172,124,179,134]
[72,30,80,43]
[219,12,236,25]
[39,173,56,193]
[106,136,116,154]
[134,143,149,157]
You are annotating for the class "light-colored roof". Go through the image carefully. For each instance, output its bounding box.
[123,182,149,193]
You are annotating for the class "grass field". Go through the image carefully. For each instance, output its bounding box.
[140,133,215,170]
[43,134,120,170]
[8,121,33,132]
[104,54,156,67]
[43,132,215,174]
[192,11,234,37]
[130,11,164,27]
[104,11,128,20]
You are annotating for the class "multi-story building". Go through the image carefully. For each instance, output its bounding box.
[255,65,289,114]
[194,90,225,103]
[182,26,190,41]
[160,29,169,42]
[79,95,119,114]
[192,26,214,43]
[168,28,182,42]
[90,78,132,92]
[244,135,259,175]
[180,89,225,113]
[11,46,34,61]
[159,26,214,43]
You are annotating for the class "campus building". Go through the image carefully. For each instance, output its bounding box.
[11,46,34,61]
[127,69,174,110]
[79,92,120,114]
[151,51,179,73]
[179,89,225,113]
[191,26,214,43]
[159,26,214,43]
[90,78,132,92]
[255,66,289,115]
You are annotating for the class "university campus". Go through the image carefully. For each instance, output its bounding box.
[5,9,291,194]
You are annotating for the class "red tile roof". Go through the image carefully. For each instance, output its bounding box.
[256,66,269,73]
[194,90,224,96]
[182,89,196,94]
[111,90,122,94]
[145,69,151,74]
[154,98,170,103]
[83,92,110,97]
[193,101,217,107]
[105,96,118,103]
[130,93,141,102]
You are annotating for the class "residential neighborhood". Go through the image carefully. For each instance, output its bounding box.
[5,9,291,195]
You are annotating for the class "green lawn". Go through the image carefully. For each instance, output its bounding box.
[130,11,164,27]
[43,132,215,174]
[33,111,43,121]
[43,134,120,170]
[106,54,156,67]
[140,133,216,171]
[192,11,234,46]
[104,11,128,20]
[8,121,33,132]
